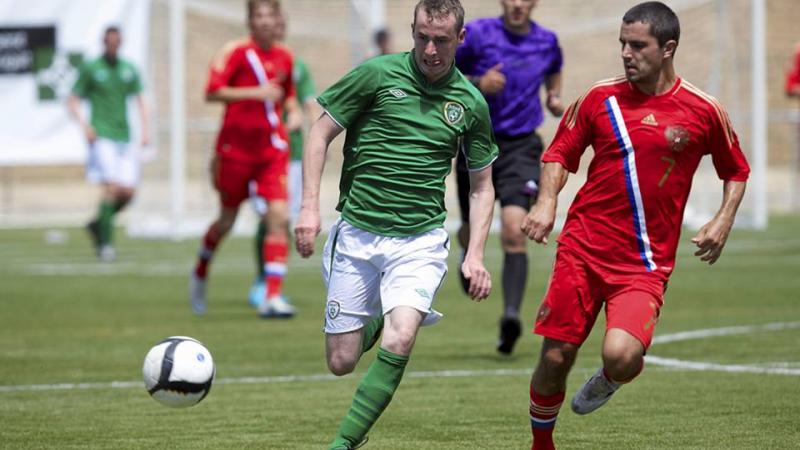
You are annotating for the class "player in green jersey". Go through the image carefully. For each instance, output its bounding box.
[68,26,149,262]
[294,1,497,448]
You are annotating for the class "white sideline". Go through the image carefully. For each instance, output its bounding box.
[650,321,800,345]
[2,322,799,394]
[0,368,532,393]
[644,321,800,375]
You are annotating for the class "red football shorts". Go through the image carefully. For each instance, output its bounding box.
[533,247,666,349]
[212,150,288,208]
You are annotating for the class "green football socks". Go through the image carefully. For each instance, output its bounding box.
[328,348,408,450]
[97,201,115,245]
[255,221,267,277]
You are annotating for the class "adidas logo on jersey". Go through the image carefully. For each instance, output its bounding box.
[641,113,658,126]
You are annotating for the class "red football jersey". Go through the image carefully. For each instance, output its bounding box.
[543,77,750,276]
[786,44,800,95]
[206,38,295,162]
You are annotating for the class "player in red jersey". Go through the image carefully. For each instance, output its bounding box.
[786,42,800,98]
[190,0,299,318]
[520,3,750,449]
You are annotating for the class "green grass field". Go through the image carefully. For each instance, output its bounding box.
[1,215,799,449]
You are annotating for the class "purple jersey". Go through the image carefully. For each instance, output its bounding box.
[456,17,562,136]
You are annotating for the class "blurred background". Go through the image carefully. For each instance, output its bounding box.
[1,0,798,237]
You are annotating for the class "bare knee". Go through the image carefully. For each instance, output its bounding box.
[500,225,526,253]
[381,308,423,356]
[326,331,362,376]
[327,353,358,376]
[381,324,417,356]
[532,339,578,394]
[500,208,527,253]
[215,209,238,235]
[265,201,289,235]
[602,329,644,382]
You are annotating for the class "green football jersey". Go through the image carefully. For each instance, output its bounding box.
[286,58,316,161]
[317,51,498,237]
[72,57,143,142]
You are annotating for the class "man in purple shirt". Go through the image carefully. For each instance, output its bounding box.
[455,0,563,355]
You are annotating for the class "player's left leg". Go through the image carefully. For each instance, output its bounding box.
[329,306,423,450]
[493,131,542,354]
[87,139,127,260]
[497,204,529,354]
[257,199,294,317]
[571,286,663,415]
[530,338,579,450]
[247,181,269,308]
[253,152,294,318]
[249,220,268,307]
[328,225,447,450]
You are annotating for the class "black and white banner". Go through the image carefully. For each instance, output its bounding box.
[0,0,151,165]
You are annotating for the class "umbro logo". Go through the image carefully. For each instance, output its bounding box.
[388,89,407,98]
[641,113,658,126]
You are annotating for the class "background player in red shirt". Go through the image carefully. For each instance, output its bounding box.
[190,0,299,318]
[520,3,750,449]
[785,42,800,98]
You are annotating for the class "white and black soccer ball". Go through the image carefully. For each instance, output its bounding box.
[142,336,215,408]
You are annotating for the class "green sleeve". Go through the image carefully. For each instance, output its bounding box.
[71,63,90,97]
[464,98,498,170]
[294,59,316,103]
[130,64,143,95]
[316,59,380,129]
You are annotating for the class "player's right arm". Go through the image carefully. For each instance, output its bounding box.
[522,86,596,244]
[294,113,343,258]
[295,59,379,258]
[521,161,569,244]
[463,165,494,301]
[67,94,95,143]
[67,64,95,143]
[206,84,284,103]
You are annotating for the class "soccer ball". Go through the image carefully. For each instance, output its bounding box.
[142,336,215,408]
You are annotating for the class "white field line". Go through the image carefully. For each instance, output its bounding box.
[2,323,799,394]
[650,321,800,345]
[645,321,800,375]
[0,368,532,393]
[644,356,800,376]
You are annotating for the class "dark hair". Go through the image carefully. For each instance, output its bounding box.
[104,25,121,37]
[412,0,465,34]
[247,0,281,19]
[622,1,680,47]
[374,28,390,46]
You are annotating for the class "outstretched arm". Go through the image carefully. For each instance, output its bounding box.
[521,161,569,245]
[136,94,150,147]
[461,165,494,301]
[691,180,747,265]
[544,72,564,117]
[67,95,96,143]
[205,84,284,103]
[294,113,343,258]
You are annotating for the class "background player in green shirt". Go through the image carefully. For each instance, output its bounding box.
[68,26,149,262]
[294,1,497,448]
[248,10,321,309]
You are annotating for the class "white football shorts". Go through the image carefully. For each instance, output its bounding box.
[86,138,140,188]
[321,218,449,334]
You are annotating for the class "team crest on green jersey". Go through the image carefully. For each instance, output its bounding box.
[444,102,465,125]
